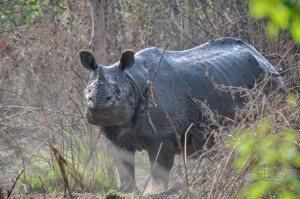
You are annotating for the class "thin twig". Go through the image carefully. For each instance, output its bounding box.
[70,67,87,86]
[175,0,183,47]
[139,142,163,198]
[37,176,46,199]
[0,151,15,163]
[199,0,227,20]
[49,139,73,199]
[150,44,169,84]
[276,42,296,71]
[184,123,194,168]
[5,139,47,198]
[6,169,23,199]
[4,130,26,183]
[168,0,212,36]
[174,28,199,45]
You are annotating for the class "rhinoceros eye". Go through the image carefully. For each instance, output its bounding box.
[116,88,121,96]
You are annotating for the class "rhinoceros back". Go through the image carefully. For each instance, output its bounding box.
[164,38,284,117]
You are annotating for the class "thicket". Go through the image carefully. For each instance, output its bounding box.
[0,0,299,198]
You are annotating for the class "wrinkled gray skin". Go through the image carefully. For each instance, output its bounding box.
[79,38,284,193]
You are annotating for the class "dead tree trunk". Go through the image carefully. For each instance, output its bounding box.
[89,0,123,64]
[89,0,107,64]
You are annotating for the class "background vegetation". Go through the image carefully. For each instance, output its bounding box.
[0,0,299,198]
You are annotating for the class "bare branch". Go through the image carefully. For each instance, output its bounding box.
[168,0,212,36]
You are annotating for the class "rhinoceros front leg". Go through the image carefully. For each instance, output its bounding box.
[115,148,138,192]
[146,140,176,194]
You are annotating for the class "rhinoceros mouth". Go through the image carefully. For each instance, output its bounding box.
[86,108,111,123]
[86,108,130,126]
[87,107,111,115]
[86,101,112,112]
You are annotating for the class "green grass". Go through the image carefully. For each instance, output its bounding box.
[17,150,118,195]
[105,188,125,199]
[17,122,119,195]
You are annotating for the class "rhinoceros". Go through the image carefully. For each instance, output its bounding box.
[79,37,284,193]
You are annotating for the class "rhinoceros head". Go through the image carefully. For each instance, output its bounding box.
[79,50,136,126]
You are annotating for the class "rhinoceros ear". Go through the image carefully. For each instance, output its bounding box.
[119,50,134,70]
[79,50,98,71]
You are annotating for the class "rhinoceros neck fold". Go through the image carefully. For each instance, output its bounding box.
[125,71,149,136]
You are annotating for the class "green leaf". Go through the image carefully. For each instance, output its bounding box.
[248,181,268,198]
[249,0,270,18]
[281,190,295,199]
[267,22,279,38]
[270,4,289,28]
[291,18,300,43]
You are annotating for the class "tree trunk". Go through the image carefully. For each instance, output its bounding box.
[105,0,123,63]
[89,0,107,64]
[89,0,123,64]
